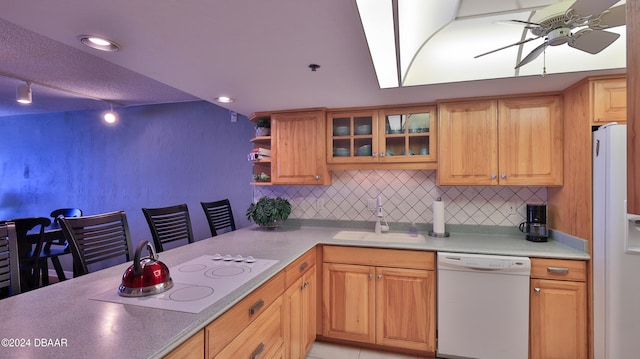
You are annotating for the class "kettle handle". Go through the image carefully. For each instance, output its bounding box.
[133,240,158,276]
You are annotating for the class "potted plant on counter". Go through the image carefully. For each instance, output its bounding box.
[246,196,291,229]
[255,118,270,137]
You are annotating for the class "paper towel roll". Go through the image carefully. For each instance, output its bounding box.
[433,198,445,234]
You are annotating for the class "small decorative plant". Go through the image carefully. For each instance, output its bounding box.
[246,196,292,228]
[256,118,270,128]
[255,118,270,136]
[252,172,270,182]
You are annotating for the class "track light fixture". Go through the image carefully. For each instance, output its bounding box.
[16,81,32,104]
[103,104,118,124]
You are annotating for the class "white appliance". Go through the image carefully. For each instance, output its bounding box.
[437,252,531,359]
[593,123,640,359]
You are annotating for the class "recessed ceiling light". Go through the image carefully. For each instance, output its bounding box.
[215,96,234,103]
[79,35,120,52]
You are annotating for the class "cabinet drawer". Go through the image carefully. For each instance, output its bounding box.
[163,329,204,359]
[285,247,316,288]
[214,297,284,359]
[530,258,586,282]
[323,245,434,270]
[206,271,285,358]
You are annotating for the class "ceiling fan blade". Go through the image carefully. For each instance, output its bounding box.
[569,29,620,54]
[502,19,544,29]
[568,0,620,18]
[589,4,626,29]
[515,42,548,69]
[474,36,543,59]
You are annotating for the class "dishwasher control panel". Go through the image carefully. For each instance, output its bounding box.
[438,252,531,274]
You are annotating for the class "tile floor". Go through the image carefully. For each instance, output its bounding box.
[305,341,432,359]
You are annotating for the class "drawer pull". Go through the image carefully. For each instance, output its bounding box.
[249,299,264,316]
[547,267,570,275]
[299,261,308,272]
[534,287,541,293]
[250,343,265,359]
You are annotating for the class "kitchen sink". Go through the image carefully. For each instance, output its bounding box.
[332,230,426,244]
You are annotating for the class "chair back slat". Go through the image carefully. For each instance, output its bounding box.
[142,204,194,253]
[60,211,133,276]
[0,222,21,296]
[2,217,50,291]
[201,199,236,237]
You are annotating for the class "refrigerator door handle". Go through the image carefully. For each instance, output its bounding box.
[595,139,600,156]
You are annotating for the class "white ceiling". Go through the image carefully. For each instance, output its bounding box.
[0,0,626,118]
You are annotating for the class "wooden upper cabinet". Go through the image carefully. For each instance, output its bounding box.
[498,96,563,186]
[327,106,436,167]
[271,110,331,185]
[592,77,627,124]
[437,100,499,185]
[438,96,563,186]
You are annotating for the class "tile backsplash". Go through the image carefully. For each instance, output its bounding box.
[254,170,547,227]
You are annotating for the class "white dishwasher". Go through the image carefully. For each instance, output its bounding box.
[437,252,531,359]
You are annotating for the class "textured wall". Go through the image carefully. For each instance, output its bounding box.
[0,101,255,256]
[255,170,547,228]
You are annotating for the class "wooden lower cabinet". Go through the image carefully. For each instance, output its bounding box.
[164,329,205,359]
[529,258,587,359]
[322,246,436,353]
[205,272,285,359]
[284,265,316,359]
[215,297,284,359]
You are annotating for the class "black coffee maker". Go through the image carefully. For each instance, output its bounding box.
[519,204,548,242]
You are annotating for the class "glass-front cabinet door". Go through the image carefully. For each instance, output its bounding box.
[378,106,436,163]
[327,110,378,163]
[327,106,436,165]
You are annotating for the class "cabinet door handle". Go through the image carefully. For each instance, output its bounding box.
[369,274,374,279]
[377,274,382,279]
[249,299,264,316]
[491,174,497,179]
[534,287,541,293]
[372,152,378,157]
[299,261,308,272]
[547,267,570,275]
[501,174,507,179]
[315,175,320,180]
[250,343,265,359]
[379,152,385,157]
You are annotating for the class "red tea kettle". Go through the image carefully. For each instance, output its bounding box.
[118,240,173,297]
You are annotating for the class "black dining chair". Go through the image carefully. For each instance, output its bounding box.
[60,211,133,277]
[1,217,51,291]
[40,208,83,282]
[201,199,236,237]
[142,204,194,252]
[0,222,21,298]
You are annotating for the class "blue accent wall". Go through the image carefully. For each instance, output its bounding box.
[1,101,254,259]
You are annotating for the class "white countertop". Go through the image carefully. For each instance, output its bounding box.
[0,224,588,359]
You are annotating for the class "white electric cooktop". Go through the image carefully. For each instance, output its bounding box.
[92,254,279,313]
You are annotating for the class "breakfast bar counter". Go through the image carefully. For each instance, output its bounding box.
[0,223,588,359]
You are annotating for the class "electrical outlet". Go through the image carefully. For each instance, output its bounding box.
[505,202,517,216]
[230,111,237,122]
[316,198,324,210]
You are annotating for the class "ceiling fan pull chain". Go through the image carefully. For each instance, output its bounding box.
[542,50,547,77]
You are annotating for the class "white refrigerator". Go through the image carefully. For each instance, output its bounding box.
[593,123,640,359]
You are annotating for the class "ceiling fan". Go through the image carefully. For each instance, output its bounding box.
[475,0,626,69]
